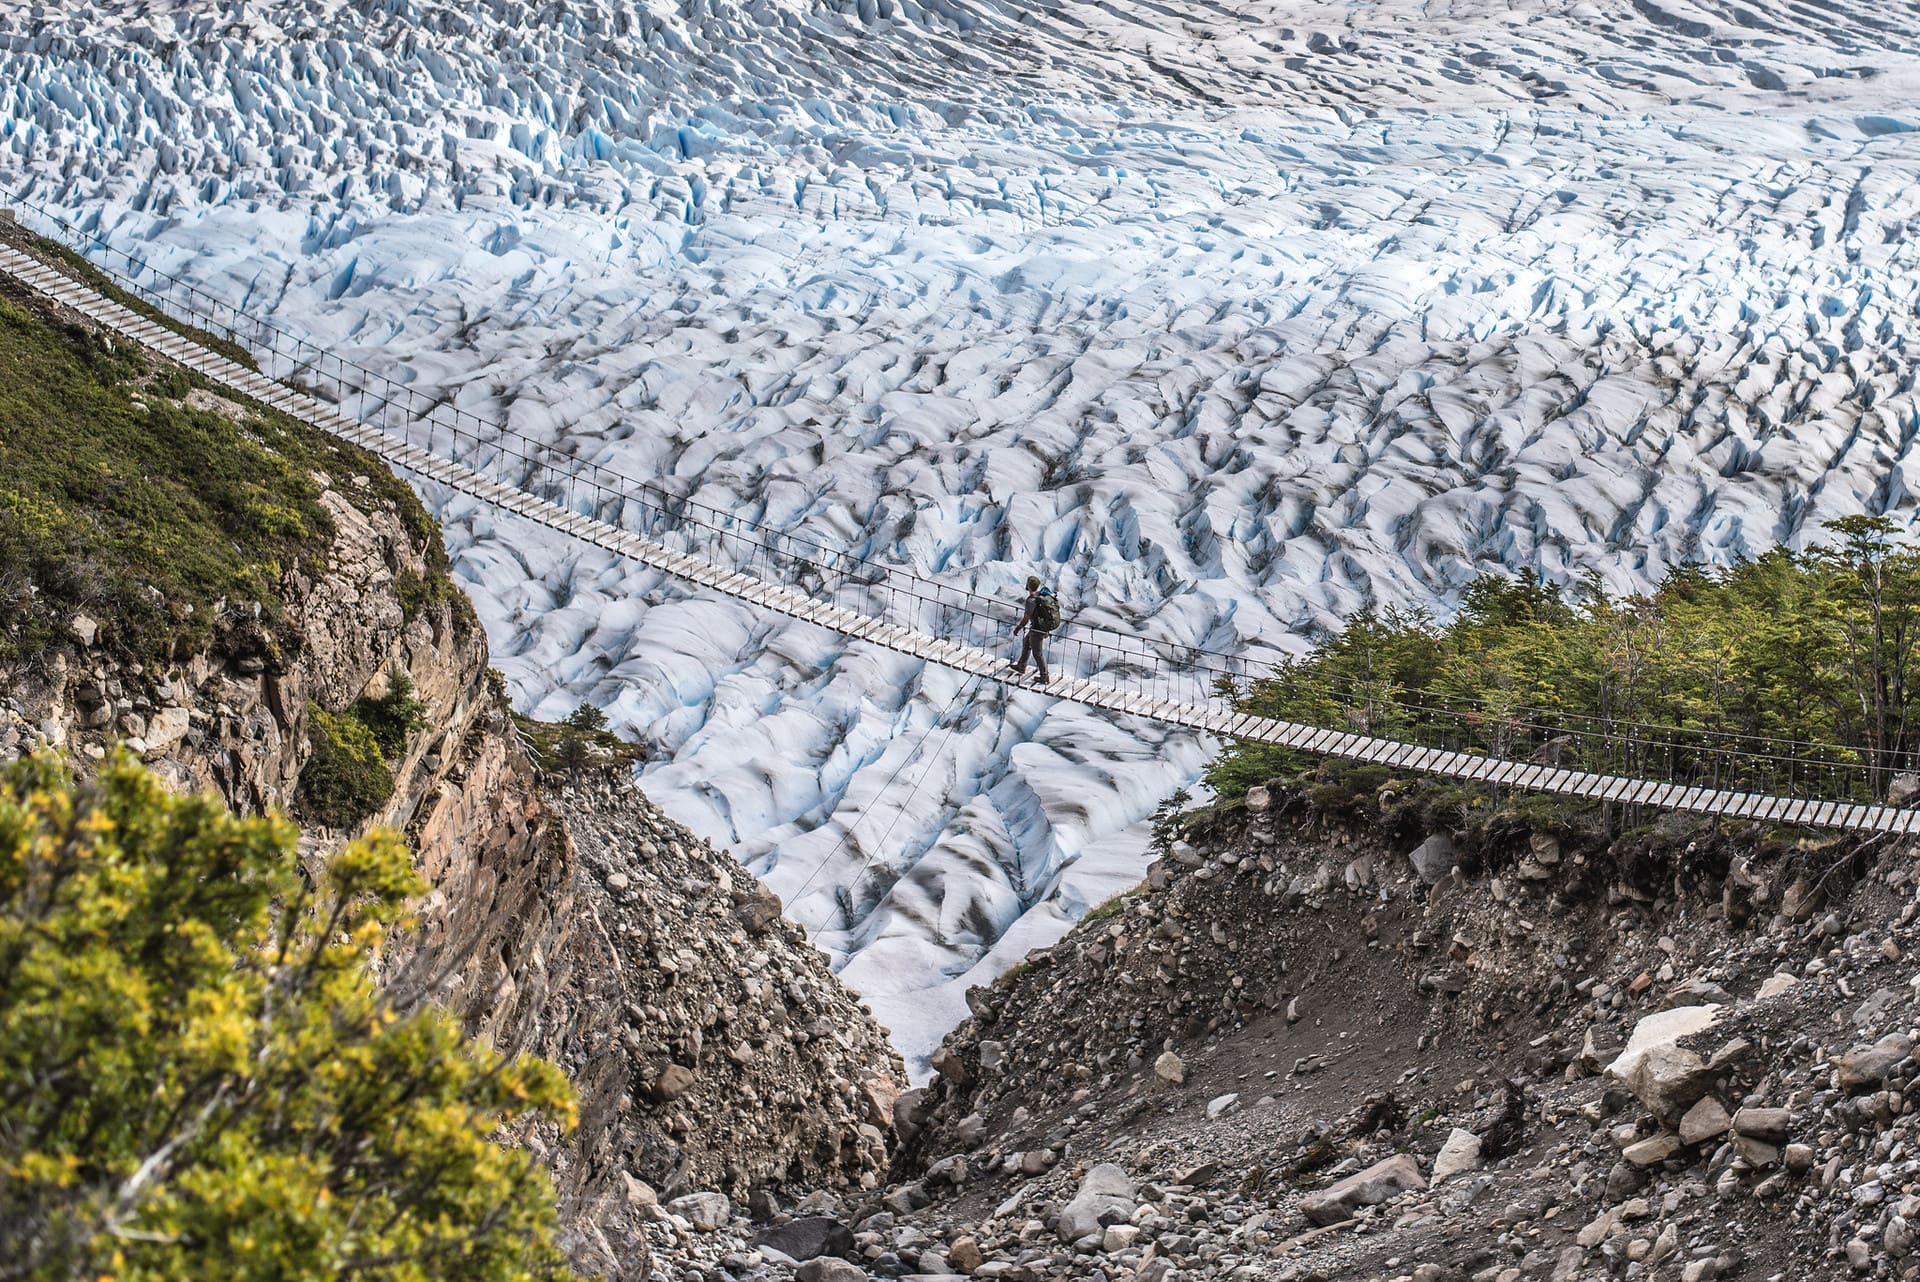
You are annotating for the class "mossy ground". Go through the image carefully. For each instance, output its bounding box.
[0,232,451,668]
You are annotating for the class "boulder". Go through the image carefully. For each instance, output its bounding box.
[145,706,191,753]
[1605,1005,1724,1121]
[754,1216,853,1262]
[1835,1033,1914,1092]
[893,1087,931,1145]
[930,1046,973,1087]
[651,1062,698,1102]
[1054,1163,1136,1244]
[795,1261,869,1282]
[1578,1024,1625,1074]
[858,1074,899,1129]
[1407,834,1456,884]
[1432,1129,1483,1182]
[947,1236,984,1273]
[1152,1050,1185,1089]
[1622,1133,1681,1167]
[667,1191,731,1231]
[1299,1153,1426,1225]
[1732,1107,1791,1143]
[1678,1096,1732,1145]
[1851,986,1905,1030]
[734,884,784,934]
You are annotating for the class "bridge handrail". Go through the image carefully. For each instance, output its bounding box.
[5,199,1914,813]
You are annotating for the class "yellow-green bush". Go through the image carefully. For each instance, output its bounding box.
[0,752,574,1281]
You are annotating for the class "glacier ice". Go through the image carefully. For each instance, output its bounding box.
[7,0,1920,1073]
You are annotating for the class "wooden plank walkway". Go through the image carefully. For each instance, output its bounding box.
[7,241,1913,835]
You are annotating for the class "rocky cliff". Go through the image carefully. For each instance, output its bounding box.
[860,783,1920,1282]
[0,249,903,1281]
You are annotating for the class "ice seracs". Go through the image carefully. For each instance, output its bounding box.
[6,0,1920,1072]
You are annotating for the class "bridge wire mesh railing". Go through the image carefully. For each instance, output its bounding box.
[9,196,1906,805]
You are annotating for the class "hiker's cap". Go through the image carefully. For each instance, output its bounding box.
[1026,575,1041,590]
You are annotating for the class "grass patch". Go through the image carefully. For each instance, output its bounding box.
[0,277,447,667]
[1083,888,1137,925]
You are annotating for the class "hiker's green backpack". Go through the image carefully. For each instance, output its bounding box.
[1032,589,1061,633]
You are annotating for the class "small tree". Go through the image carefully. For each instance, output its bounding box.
[355,669,430,759]
[1811,516,1920,793]
[552,702,609,773]
[0,753,574,1282]
[564,702,609,734]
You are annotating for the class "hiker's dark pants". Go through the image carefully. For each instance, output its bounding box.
[1014,629,1050,680]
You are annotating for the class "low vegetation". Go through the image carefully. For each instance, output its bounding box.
[0,249,444,668]
[1211,517,1920,805]
[298,674,431,829]
[21,230,262,372]
[512,703,646,775]
[0,752,573,1281]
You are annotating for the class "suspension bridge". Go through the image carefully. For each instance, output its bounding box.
[5,204,1918,836]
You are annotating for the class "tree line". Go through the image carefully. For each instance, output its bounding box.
[1210,517,1920,805]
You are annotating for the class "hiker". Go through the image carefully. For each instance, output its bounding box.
[1010,575,1060,683]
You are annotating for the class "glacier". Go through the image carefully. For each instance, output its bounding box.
[6,0,1920,1073]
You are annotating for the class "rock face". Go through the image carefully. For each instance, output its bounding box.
[0,346,904,1276]
[1299,1154,1426,1225]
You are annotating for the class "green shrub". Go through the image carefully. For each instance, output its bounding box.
[299,704,395,828]
[1148,786,1195,854]
[0,752,574,1282]
[354,672,429,760]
